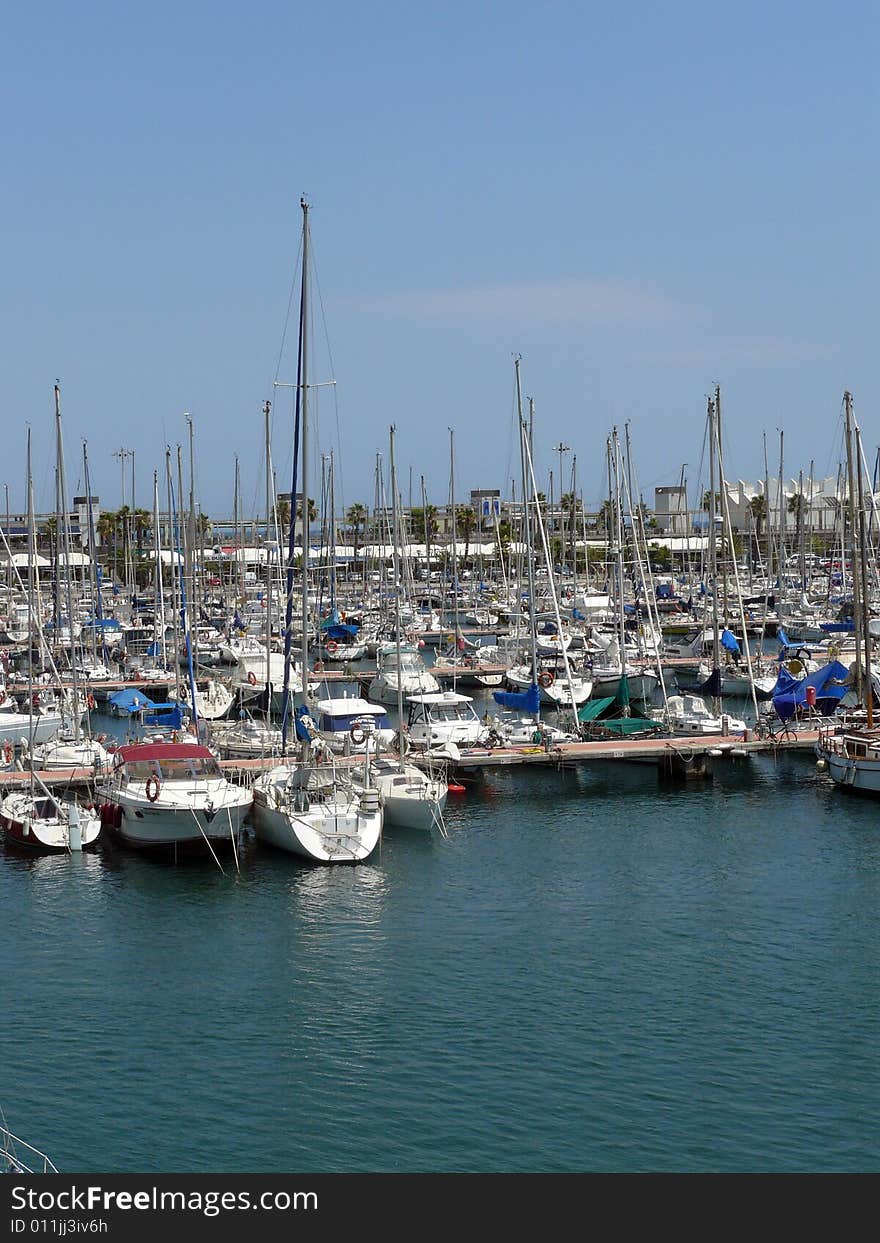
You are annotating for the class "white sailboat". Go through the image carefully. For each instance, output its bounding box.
[250,198,383,862]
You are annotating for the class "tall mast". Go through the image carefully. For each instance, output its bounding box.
[844,391,862,707]
[707,395,721,710]
[854,414,873,728]
[515,358,538,683]
[55,384,81,744]
[263,401,273,717]
[299,198,311,705]
[389,427,406,770]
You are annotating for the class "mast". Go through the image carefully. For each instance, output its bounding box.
[515,358,538,685]
[707,395,721,711]
[854,416,873,728]
[280,197,309,753]
[54,384,81,744]
[299,198,311,707]
[26,429,36,796]
[844,391,862,707]
[389,427,406,770]
[263,400,273,718]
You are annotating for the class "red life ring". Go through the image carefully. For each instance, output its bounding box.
[538,671,555,689]
[326,639,339,655]
[2,741,13,765]
[145,775,161,803]
[87,692,95,710]
[349,723,366,746]
[247,671,257,686]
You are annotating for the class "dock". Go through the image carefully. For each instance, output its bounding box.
[0,729,822,794]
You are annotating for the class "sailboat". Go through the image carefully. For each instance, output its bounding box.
[0,405,101,852]
[250,198,383,862]
[817,392,880,792]
[354,427,447,830]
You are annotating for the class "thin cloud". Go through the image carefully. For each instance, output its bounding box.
[352,277,681,324]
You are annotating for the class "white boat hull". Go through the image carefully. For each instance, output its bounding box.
[252,773,382,862]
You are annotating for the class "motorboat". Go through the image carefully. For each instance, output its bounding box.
[308,695,397,754]
[97,742,252,850]
[368,644,439,705]
[650,694,746,736]
[405,691,487,749]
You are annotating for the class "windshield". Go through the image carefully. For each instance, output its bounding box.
[124,757,222,781]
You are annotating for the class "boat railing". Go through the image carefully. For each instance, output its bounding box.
[1,1126,58,1173]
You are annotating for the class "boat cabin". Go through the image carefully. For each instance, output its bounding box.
[112,743,223,782]
[406,691,484,747]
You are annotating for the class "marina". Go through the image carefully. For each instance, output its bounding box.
[2,1,877,1190]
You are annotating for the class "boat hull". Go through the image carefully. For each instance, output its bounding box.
[251,778,382,862]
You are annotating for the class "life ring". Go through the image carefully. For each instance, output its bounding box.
[87,692,95,710]
[0,690,6,706]
[179,686,188,700]
[350,723,366,746]
[2,741,13,765]
[145,775,161,803]
[538,671,555,689]
[247,671,257,686]
[325,640,338,655]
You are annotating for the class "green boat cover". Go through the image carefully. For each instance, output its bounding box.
[577,695,616,722]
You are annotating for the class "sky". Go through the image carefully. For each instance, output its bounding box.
[1,1,877,520]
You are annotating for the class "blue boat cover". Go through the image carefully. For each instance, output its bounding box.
[820,620,855,633]
[493,684,541,713]
[771,660,851,721]
[108,688,157,713]
[721,629,741,655]
[143,704,184,729]
[322,622,360,640]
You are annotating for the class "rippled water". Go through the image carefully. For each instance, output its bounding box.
[3,739,880,1172]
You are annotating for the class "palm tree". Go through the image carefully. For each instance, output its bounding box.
[346,502,368,562]
[40,515,57,550]
[409,505,438,543]
[273,497,291,536]
[748,495,767,535]
[454,504,476,564]
[131,508,152,556]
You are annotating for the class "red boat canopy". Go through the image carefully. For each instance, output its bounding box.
[116,744,214,763]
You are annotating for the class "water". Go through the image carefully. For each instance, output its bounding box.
[3,733,879,1173]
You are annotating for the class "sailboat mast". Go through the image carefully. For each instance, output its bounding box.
[299,197,311,704]
[54,384,81,744]
[707,395,721,709]
[844,391,862,707]
[515,358,538,682]
[854,417,873,729]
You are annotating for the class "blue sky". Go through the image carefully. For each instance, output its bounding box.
[2,1,876,519]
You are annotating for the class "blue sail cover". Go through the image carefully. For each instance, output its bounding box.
[771,660,851,721]
[721,629,741,655]
[493,684,541,713]
[322,622,360,640]
[776,627,791,649]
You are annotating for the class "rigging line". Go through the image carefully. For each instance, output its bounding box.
[310,249,346,515]
[273,233,305,385]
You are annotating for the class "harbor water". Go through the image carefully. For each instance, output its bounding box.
[3,736,879,1172]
